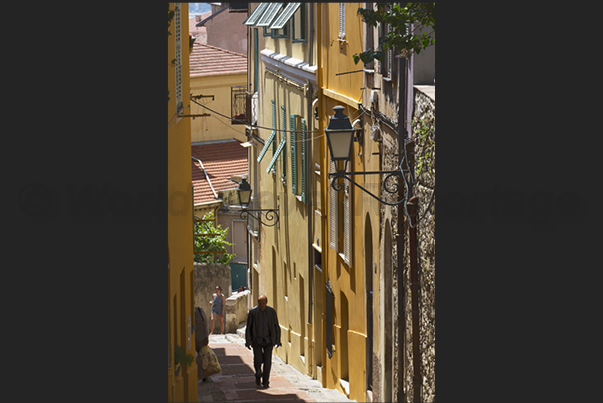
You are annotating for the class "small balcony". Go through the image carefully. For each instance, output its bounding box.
[231,85,247,125]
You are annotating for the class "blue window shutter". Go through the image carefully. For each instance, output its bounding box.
[300,118,307,203]
[290,114,298,195]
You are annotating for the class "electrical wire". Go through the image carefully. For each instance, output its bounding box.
[190,96,322,135]
[190,95,330,144]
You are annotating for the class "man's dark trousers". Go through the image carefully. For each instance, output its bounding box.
[252,342,273,386]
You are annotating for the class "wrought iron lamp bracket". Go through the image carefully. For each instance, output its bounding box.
[239,206,280,227]
[329,167,409,206]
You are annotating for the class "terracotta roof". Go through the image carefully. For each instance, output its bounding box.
[190,42,247,77]
[191,139,248,205]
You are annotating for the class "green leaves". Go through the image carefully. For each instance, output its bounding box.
[168,4,175,36]
[354,3,435,64]
[174,345,194,369]
[193,211,234,264]
[353,48,384,65]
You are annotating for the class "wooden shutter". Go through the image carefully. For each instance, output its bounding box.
[300,118,307,203]
[174,3,183,111]
[257,100,277,162]
[281,105,287,180]
[329,160,338,251]
[343,183,351,265]
[338,3,346,40]
[290,114,298,195]
[266,136,286,173]
[326,279,334,359]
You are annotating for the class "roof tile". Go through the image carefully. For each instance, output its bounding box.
[191,140,248,205]
[190,42,247,77]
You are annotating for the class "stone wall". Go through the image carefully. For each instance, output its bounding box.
[224,289,251,333]
[194,263,251,334]
[403,87,435,402]
[193,263,232,321]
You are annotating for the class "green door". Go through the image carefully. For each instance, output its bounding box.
[230,262,247,292]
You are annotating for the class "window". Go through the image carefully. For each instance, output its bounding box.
[289,115,307,202]
[259,3,289,38]
[292,3,307,43]
[290,114,299,194]
[329,160,351,265]
[378,20,393,80]
[174,3,183,112]
[231,85,246,124]
[264,23,289,39]
[338,3,346,41]
[364,3,375,70]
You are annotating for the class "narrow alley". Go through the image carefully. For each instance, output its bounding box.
[198,332,356,403]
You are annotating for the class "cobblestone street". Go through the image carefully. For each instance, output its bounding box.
[198,333,356,402]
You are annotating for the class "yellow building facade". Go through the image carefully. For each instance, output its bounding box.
[242,4,382,402]
[317,4,381,402]
[244,0,319,385]
[167,3,198,402]
[189,43,248,143]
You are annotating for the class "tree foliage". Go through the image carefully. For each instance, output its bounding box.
[193,211,234,265]
[353,3,435,65]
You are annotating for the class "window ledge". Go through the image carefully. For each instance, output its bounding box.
[338,252,351,268]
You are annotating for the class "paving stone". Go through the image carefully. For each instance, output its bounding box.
[198,333,355,402]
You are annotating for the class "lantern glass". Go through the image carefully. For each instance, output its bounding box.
[326,130,355,161]
[325,105,354,162]
[237,178,252,206]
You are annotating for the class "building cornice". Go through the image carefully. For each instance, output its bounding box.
[260,49,317,87]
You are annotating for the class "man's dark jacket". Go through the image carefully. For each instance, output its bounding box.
[245,305,281,347]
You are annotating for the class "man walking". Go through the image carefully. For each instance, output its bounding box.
[245,295,281,388]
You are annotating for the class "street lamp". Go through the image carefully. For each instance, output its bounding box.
[237,177,252,207]
[236,178,279,227]
[324,106,409,206]
[325,106,356,161]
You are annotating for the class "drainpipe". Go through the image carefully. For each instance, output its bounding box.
[407,195,421,403]
[191,156,219,199]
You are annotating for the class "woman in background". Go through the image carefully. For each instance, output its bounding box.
[209,285,225,335]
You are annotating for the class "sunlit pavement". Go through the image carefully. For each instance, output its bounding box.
[198,332,356,402]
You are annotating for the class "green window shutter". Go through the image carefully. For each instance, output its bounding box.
[267,136,287,173]
[253,29,259,91]
[290,114,298,195]
[257,100,277,163]
[300,118,307,203]
[257,130,276,162]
